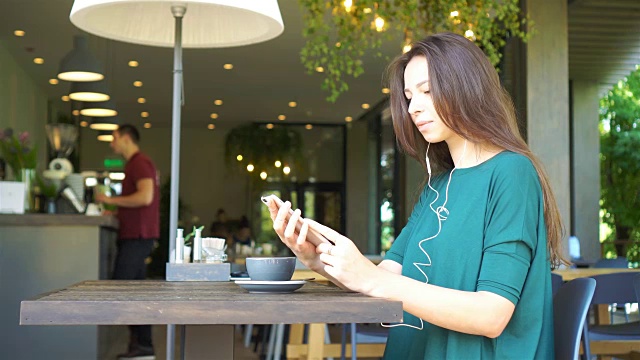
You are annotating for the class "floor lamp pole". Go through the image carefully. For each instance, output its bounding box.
[167,5,185,360]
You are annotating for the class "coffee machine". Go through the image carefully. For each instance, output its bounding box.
[44,124,85,213]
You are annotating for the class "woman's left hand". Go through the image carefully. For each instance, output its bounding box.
[305,219,380,294]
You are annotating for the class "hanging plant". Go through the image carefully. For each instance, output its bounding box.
[299,0,532,102]
[224,123,305,183]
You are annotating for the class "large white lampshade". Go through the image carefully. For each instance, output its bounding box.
[70,0,284,48]
[68,1,284,358]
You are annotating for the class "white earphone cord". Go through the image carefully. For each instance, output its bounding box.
[381,140,467,331]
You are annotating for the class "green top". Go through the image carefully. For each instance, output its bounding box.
[383,151,554,360]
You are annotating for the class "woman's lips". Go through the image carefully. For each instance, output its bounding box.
[416,120,433,131]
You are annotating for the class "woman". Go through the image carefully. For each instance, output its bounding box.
[265,32,567,359]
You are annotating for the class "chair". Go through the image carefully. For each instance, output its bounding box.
[340,323,388,360]
[553,278,596,360]
[552,272,564,297]
[594,258,631,322]
[583,272,640,359]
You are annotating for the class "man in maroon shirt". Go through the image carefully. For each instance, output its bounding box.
[96,124,159,360]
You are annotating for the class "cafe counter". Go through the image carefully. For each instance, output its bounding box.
[0,214,119,360]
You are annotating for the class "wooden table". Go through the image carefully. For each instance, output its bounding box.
[20,280,402,360]
[553,267,640,281]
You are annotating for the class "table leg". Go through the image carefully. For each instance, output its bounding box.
[307,323,325,360]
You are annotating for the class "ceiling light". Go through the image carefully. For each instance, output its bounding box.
[374,15,385,32]
[345,116,353,122]
[223,63,233,70]
[247,164,254,172]
[210,113,219,119]
[97,132,114,142]
[283,166,291,175]
[237,155,243,161]
[381,88,390,94]
[14,30,25,37]
[137,97,146,104]
[81,100,118,117]
[207,124,215,130]
[141,111,149,118]
[89,115,119,130]
[58,35,104,82]
[80,121,89,127]
[361,103,370,109]
[33,58,44,65]
[61,95,70,102]
[275,160,282,168]
[260,171,267,180]
[278,115,286,121]
[214,99,223,105]
[305,124,313,130]
[49,79,59,85]
[266,123,274,129]
[288,101,297,108]
[144,122,152,129]
[69,80,110,102]
[128,60,139,67]
[315,66,324,73]
[343,0,352,12]
[72,110,80,116]
[133,81,143,87]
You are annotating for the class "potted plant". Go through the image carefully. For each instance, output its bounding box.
[36,175,59,214]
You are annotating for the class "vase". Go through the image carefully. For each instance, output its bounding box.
[18,168,36,212]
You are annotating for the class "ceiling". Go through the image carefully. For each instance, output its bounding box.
[0,0,397,130]
[0,0,639,131]
[569,0,640,93]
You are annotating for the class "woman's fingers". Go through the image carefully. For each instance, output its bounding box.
[318,252,337,267]
[266,197,279,220]
[273,201,291,234]
[305,219,347,245]
[316,242,333,255]
[297,219,309,245]
[284,209,301,239]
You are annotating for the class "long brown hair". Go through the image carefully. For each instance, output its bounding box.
[386,32,568,268]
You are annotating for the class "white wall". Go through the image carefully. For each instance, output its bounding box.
[0,40,48,176]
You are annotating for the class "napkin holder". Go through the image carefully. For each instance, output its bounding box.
[166,262,230,282]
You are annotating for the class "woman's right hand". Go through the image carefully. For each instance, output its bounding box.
[266,198,322,270]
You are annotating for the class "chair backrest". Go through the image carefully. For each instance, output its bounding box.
[553,278,596,360]
[634,274,640,302]
[593,257,628,269]
[551,272,564,297]
[590,272,638,304]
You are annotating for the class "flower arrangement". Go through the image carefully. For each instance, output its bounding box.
[0,128,37,179]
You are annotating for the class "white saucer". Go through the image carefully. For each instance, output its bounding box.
[235,280,306,293]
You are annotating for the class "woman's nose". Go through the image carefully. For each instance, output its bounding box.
[408,98,423,116]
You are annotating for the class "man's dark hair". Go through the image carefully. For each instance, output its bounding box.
[116,124,140,144]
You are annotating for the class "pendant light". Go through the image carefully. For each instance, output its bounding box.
[81,100,118,117]
[69,80,110,102]
[58,35,104,82]
[97,130,114,142]
[89,115,119,131]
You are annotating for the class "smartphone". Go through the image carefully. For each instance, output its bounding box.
[260,194,333,246]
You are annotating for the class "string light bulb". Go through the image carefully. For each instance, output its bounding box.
[247,164,254,172]
[260,171,267,180]
[237,155,243,161]
[374,15,385,32]
[283,166,291,175]
[343,0,352,12]
[275,160,282,168]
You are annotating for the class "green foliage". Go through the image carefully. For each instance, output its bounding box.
[224,124,305,184]
[183,225,204,247]
[36,174,59,199]
[0,128,37,176]
[600,66,640,258]
[299,0,532,102]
